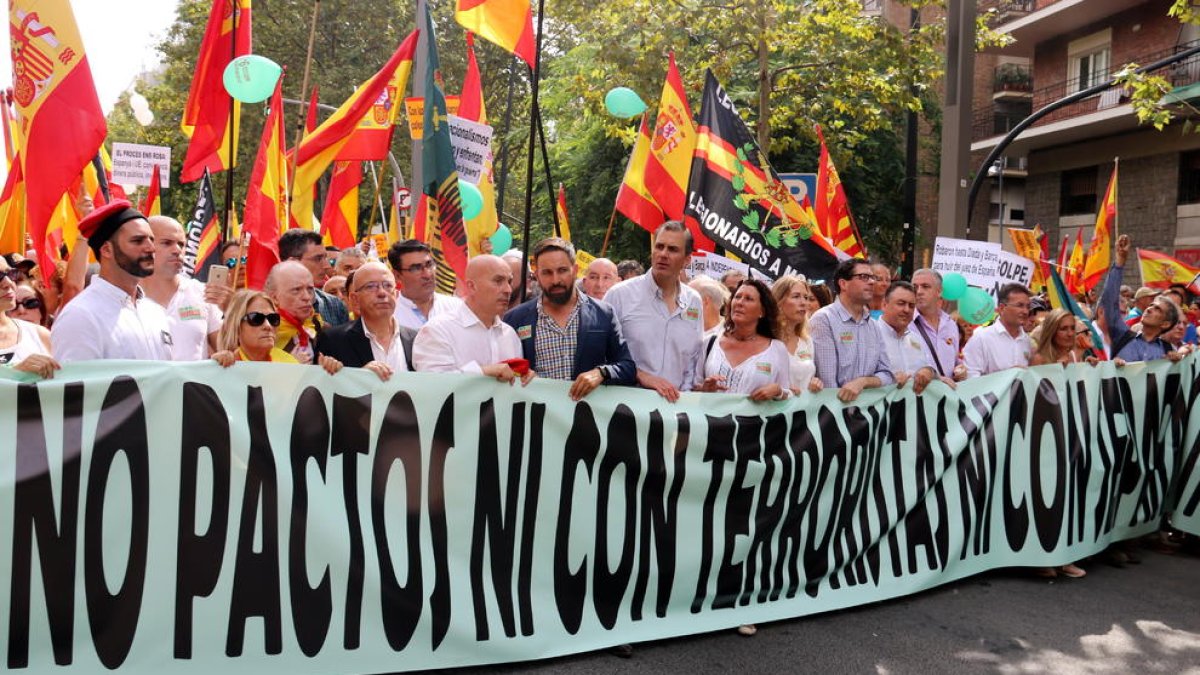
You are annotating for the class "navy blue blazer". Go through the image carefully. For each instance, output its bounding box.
[502,295,636,385]
[315,318,417,370]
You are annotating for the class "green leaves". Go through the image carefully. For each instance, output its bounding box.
[742,210,761,230]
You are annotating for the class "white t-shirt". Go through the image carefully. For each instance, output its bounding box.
[703,337,791,395]
[52,277,174,363]
[147,278,223,361]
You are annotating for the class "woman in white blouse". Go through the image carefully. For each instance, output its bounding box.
[0,258,58,378]
[699,278,791,401]
[771,274,823,395]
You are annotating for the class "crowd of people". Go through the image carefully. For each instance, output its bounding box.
[1,204,1195,640]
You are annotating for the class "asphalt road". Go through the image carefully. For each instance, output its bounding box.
[425,544,1200,675]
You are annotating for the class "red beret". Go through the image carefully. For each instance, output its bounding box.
[78,199,147,257]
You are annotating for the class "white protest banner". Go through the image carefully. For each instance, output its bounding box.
[931,236,1001,287]
[447,115,493,184]
[988,250,1035,299]
[110,142,171,188]
[703,253,749,282]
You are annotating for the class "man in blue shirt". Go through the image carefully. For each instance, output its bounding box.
[1100,235,1182,363]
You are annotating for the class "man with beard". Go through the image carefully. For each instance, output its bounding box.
[504,238,635,400]
[141,216,224,360]
[51,200,174,362]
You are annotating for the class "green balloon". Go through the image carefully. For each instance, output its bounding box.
[489,224,513,253]
[959,287,996,325]
[941,272,968,301]
[222,55,282,104]
[604,87,647,118]
[459,180,484,220]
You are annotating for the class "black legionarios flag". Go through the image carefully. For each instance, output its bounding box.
[683,70,840,281]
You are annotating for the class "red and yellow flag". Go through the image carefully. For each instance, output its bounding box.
[243,80,288,290]
[1066,228,1086,295]
[291,29,418,230]
[180,0,251,183]
[9,0,107,267]
[0,156,25,253]
[1137,248,1200,295]
[287,86,320,230]
[454,0,535,65]
[458,32,498,255]
[140,164,162,216]
[1082,162,1117,291]
[645,53,701,237]
[321,161,361,249]
[1007,225,1047,291]
[615,113,664,232]
[814,124,865,258]
[555,183,572,243]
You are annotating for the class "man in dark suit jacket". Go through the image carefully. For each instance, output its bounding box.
[503,237,636,400]
[316,262,417,380]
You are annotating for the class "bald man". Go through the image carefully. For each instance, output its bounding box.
[141,215,223,360]
[582,257,619,301]
[413,255,533,383]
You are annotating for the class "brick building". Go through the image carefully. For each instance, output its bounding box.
[970,0,1200,282]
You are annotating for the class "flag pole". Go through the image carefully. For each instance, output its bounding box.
[495,58,518,218]
[599,206,618,258]
[535,107,559,236]
[222,1,241,245]
[289,0,321,199]
[519,0,549,302]
[365,160,388,238]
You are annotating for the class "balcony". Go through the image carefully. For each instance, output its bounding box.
[979,0,1035,25]
[993,63,1033,102]
[972,39,1200,153]
[984,0,1133,57]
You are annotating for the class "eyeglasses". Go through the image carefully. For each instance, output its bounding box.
[224,256,248,269]
[242,311,281,327]
[850,273,880,282]
[0,268,25,283]
[13,298,42,310]
[399,260,436,275]
[354,281,397,294]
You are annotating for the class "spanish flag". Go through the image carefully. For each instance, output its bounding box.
[287,86,320,230]
[614,113,664,232]
[0,157,25,254]
[1007,225,1047,292]
[243,80,288,290]
[458,32,499,255]
[291,29,418,230]
[645,53,701,237]
[454,0,535,65]
[140,164,162,216]
[9,0,107,268]
[1082,162,1117,291]
[321,161,361,249]
[555,183,572,242]
[1066,228,1085,295]
[180,0,251,183]
[1137,248,1200,295]
[814,124,866,258]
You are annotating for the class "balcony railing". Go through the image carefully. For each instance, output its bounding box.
[979,0,1035,24]
[972,39,1200,142]
[993,63,1033,94]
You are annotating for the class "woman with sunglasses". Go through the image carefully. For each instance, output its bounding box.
[9,282,50,327]
[0,258,59,378]
[211,290,300,365]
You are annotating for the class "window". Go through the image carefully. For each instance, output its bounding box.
[1060,166,1098,216]
[1182,150,1200,205]
[1068,29,1112,94]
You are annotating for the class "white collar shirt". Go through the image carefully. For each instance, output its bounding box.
[909,309,961,377]
[876,319,933,376]
[962,320,1032,378]
[147,277,223,361]
[51,276,174,364]
[394,291,463,331]
[412,300,521,374]
[603,272,704,390]
[362,319,408,372]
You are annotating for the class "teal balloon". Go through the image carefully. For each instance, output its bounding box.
[604,87,647,118]
[941,272,968,301]
[459,180,484,220]
[489,224,513,253]
[222,55,282,103]
[959,287,996,326]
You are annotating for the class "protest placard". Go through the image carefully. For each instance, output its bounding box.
[931,236,1001,287]
[446,115,493,185]
[111,142,171,188]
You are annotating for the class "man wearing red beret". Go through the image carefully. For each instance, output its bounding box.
[50,200,174,363]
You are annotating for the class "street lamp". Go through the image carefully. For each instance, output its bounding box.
[988,159,1004,231]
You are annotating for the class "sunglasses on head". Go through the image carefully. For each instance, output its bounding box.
[242,311,281,327]
[0,268,25,283]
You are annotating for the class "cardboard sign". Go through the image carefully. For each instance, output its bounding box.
[111,142,171,188]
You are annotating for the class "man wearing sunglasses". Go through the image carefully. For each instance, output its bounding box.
[142,216,223,360]
[315,261,417,381]
[51,200,175,363]
[808,257,894,402]
[386,239,463,330]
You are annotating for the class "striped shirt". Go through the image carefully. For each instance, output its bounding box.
[535,298,581,380]
[808,298,895,388]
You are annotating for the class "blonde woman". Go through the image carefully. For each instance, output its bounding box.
[771,274,823,394]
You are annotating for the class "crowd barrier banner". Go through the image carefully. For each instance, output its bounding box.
[2,356,1200,673]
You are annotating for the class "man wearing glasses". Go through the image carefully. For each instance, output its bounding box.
[808,258,894,402]
[278,228,350,327]
[386,239,463,330]
[315,261,417,381]
[962,283,1034,378]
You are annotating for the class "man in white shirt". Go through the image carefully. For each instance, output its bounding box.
[413,254,533,384]
[387,239,463,330]
[962,283,1033,378]
[909,268,968,382]
[603,220,705,402]
[315,262,417,381]
[51,200,174,363]
[875,280,940,394]
[141,216,223,360]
